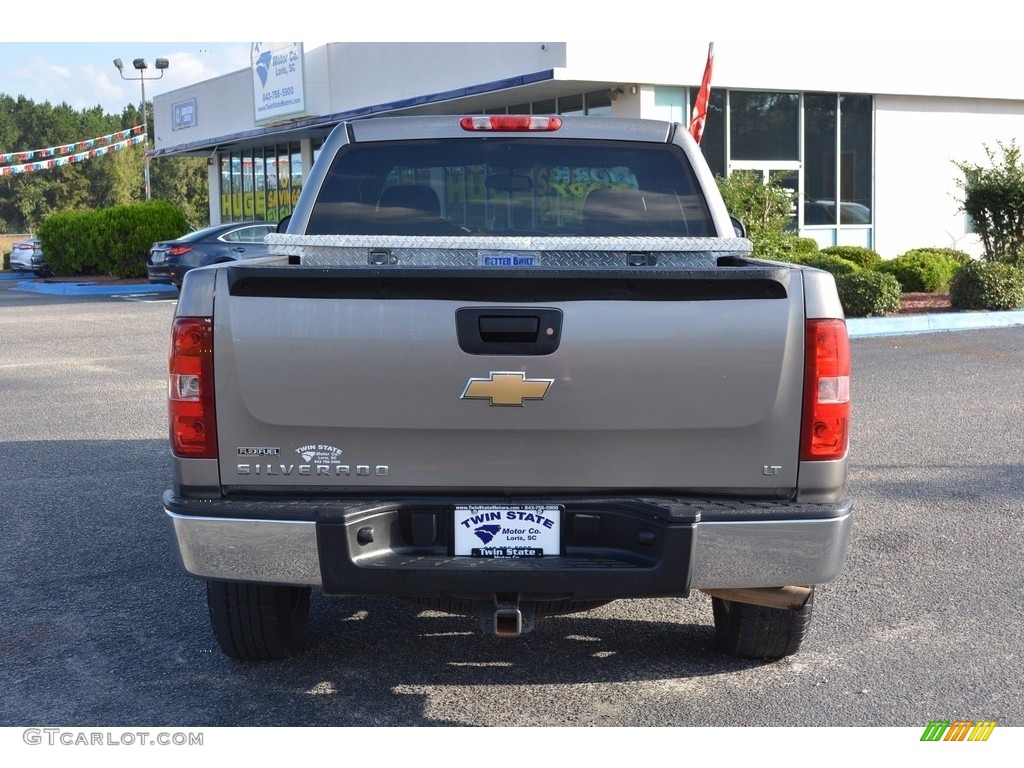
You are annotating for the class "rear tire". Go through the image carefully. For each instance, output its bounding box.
[206,581,311,660]
[711,587,814,659]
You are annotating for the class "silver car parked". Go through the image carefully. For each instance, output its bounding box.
[9,237,51,276]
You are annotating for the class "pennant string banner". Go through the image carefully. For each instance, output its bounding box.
[0,134,146,175]
[0,125,145,168]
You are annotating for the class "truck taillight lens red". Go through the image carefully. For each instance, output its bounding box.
[801,318,851,461]
[169,317,217,458]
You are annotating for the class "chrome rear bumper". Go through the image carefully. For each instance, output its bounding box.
[166,493,851,594]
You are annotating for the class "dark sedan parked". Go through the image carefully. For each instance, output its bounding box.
[147,221,277,286]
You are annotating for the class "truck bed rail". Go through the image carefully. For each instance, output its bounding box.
[266,233,752,270]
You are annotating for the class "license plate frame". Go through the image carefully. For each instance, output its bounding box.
[453,504,561,558]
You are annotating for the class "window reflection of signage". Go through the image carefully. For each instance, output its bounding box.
[251,42,307,125]
[172,98,198,131]
[221,184,301,222]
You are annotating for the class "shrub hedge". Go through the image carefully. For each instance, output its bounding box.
[835,271,902,317]
[902,247,971,266]
[799,253,862,277]
[792,237,820,257]
[949,260,1024,310]
[37,201,189,278]
[876,249,959,293]
[820,245,883,271]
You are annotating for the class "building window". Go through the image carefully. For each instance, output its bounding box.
[802,93,872,227]
[804,93,839,225]
[583,90,612,116]
[700,89,727,178]
[700,88,872,241]
[559,94,583,116]
[220,155,234,220]
[730,91,799,161]
[480,92,611,118]
[220,143,304,223]
[840,94,872,222]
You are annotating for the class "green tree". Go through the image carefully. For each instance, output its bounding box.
[151,155,210,230]
[955,141,1024,265]
[716,169,799,260]
[0,93,209,234]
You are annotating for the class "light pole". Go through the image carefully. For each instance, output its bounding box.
[114,57,169,201]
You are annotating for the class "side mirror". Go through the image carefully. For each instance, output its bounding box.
[730,216,747,238]
[276,215,291,234]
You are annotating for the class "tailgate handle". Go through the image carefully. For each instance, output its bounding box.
[456,308,562,356]
[479,315,539,343]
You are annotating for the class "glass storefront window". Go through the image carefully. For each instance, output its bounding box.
[730,91,799,161]
[715,90,871,236]
[471,92,607,118]
[559,94,583,116]
[220,156,233,220]
[220,142,304,223]
[533,99,556,115]
[584,90,612,116]
[804,93,839,225]
[840,94,872,222]
[700,89,727,178]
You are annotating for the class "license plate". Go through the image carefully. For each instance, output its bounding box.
[151,251,165,264]
[454,505,560,558]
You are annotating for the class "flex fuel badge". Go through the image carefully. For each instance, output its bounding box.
[237,447,280,456]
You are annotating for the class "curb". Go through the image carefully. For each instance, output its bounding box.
[848,309,1024,338]
[11,280,177,296]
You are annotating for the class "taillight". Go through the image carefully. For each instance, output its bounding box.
[168,245,193,257]
[169,317,217,458]
[800,318,851,461]
[459,115,562,132]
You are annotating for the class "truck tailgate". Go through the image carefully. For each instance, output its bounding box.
[212,263,805,494]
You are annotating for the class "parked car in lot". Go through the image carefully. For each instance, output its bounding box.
[9,237,51,276]
[147,221,277,286]
[803,200,872,226]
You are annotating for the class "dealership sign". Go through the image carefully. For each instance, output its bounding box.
[251,42,307,125]
[172,98,198,131]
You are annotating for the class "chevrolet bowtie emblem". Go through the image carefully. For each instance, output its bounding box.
[461,372,553,407]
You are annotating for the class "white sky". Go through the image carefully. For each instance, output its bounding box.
[0,3,1012,121]
[0,43,253,116]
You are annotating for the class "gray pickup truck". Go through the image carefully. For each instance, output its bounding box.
[164,114,852,661]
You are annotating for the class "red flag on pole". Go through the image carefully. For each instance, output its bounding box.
[689,43,715,145]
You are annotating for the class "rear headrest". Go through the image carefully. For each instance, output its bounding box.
[583,188,647,219]
[583,188,649,235]
[377,186,441,216]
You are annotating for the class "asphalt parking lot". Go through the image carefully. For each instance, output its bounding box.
[1,283,1021,738]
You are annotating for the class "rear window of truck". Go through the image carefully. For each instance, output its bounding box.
[306,139,714,238]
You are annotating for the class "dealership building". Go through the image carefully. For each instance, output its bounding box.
[151,41,1024,258]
